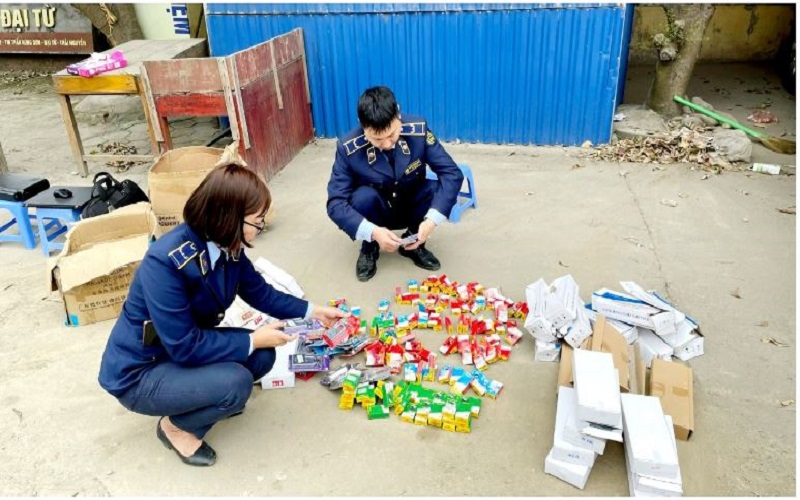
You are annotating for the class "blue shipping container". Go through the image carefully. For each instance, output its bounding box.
[206,3,632,146]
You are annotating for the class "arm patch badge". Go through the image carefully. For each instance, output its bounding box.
[426,130,436,145]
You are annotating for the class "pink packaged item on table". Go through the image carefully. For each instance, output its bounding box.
[66,50,127,77]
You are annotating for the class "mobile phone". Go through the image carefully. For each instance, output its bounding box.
[142,320,159,346]
[399,233,419,246]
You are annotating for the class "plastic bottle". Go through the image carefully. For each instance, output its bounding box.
[750,163,782,175]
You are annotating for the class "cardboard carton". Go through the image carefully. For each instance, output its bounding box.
[620,393,680,480]
[260,338,298,390]
[48,203,162,326]
[553,386,598,467]
[572,349,622,429]
[650,358,694,440]
[558,314,645,395]
[544,449,592,490]
[535,339,561,362]
[558,386,607,455]
[636,328,673,367]
[148,146,220,230]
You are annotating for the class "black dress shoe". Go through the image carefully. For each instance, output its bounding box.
[356,242,379,282]
[156,418,217,466]
[398,244,441,271]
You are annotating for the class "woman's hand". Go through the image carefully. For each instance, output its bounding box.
[311,305,348,328]
[251,323,297,349]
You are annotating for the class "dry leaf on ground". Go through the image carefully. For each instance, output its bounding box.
[761,337,790,347]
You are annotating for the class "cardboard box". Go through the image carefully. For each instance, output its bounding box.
[620,393,680,480]
[636,328,673,367]
[587,308,638,344]
[625,415,683,496]
[260,338,298,390]
[650,358,694,440]
[572,349,622,429]
[48,203,161,327]
[535,339,562,362]
[553,386,598,467]
[558,315,645,395]
[148,146,220,230]
[558,386,606,455]
[544,449,592,490]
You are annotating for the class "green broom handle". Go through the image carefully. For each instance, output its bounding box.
[673,95,764,139]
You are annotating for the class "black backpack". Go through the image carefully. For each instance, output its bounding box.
[81,171,149,219]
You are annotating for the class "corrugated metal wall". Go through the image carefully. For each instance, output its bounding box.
[206,3,630,146]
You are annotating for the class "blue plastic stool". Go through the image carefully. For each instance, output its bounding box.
[426,163,477,223]
[0,200,37,249]
[34,207,81,256]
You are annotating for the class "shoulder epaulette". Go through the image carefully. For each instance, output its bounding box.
[343,135,369,156]
[400,122,425,136]
[168,241,199,269]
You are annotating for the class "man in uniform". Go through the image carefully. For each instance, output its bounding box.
[326,86,464,281]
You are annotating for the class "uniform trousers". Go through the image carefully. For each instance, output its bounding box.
[350,179,438,250]
[117,338,275,439]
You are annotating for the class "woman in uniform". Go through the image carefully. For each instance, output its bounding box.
[98,162,346,466]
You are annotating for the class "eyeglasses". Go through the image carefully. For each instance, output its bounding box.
[243,219,265,234]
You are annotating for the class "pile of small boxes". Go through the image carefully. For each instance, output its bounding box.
[327,275,527,432]
[336,365,483,432]
[524,275,703,368]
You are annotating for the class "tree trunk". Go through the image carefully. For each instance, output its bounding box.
[71,4,144,47]
[645,4,715,116]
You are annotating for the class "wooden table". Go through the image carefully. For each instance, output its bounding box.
[52,39,207,177]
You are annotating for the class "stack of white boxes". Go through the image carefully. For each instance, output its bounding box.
[545,386,605,489]
[524,275,593,361]
[545,349,622,489]
[621,393,683,496]
[590,281,703,365]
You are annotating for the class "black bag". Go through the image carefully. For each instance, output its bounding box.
[0,173,50,202]
[81,171,149,219]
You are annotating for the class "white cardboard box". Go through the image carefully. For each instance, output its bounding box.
[572,349,623,428]
[626,415,683,496]
[636,328,674,367]
[621,393,680,480]
[259,338,298,390]
[545,449,592,490]
[587,308,639,344]
[535,340,562,362]
[558,386,607,454]
[553,386,598,467]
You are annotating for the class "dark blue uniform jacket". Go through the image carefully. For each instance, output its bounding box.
[327,114,463,239]
[98,223,308,397]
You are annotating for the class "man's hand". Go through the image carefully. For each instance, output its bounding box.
[251,323,297,349]
[405,219,436,250]
[311,305,348,328]
[372,226,402,252]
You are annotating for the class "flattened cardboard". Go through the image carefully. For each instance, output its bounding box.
[48,203,161,327]
[148,146,220,230]
[650,358,694,440]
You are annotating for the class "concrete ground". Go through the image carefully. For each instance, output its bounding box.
[0,64,796,496]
